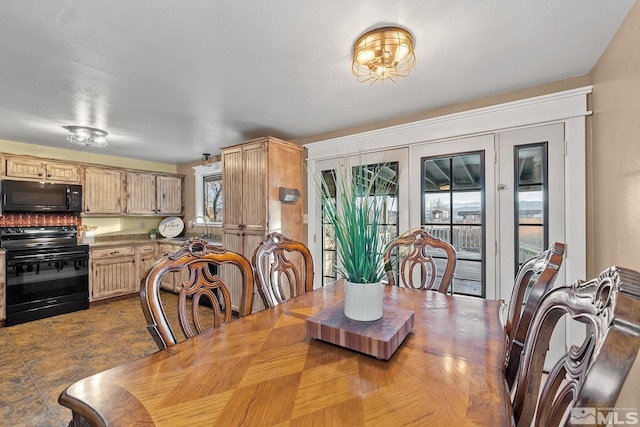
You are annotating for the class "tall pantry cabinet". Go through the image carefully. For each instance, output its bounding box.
[221,137,304,314]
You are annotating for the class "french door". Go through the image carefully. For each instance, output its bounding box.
[410,135,497,298]
[409,124,565,303]
[497,123,565,303]
[310,149,409,288]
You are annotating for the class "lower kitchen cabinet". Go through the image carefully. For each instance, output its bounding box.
[137,245,158,285]
[90,246,137,301]
[157,243,189,292]
[88,241,197,302]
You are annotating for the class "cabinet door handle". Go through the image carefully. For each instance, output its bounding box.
[38,172,43,177]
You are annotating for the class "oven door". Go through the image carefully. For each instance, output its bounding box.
[5,249,89,324]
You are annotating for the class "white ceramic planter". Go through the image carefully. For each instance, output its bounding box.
[343,280,384,321]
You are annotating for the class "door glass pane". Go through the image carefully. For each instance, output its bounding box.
[452,154,482,190]
[453,191,482,224]
[517,146,545,185]
[515,144,548,270]
[423,158,451,191]
[518,225,544,264]
[454,259,483,296]
[421,152,485,297]
[422,225,451,242]
[518,185,543,225]
[423,193,450,224]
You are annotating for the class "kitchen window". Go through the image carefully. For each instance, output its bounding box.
[193,162,223,224]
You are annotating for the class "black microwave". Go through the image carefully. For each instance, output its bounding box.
[2,180,83,214]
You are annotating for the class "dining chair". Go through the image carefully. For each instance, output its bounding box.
[511,265,640,427]
[140,237,254,350]
[504,242,566,390]
[252,232,314,308]
[383,227,457,293]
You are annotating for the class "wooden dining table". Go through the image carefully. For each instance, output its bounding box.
[59,281,513,426]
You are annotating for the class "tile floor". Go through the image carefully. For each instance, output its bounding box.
[0,293,184,427]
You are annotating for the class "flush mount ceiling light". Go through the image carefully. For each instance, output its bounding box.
[352,26,416,85]
[63,125,108,148]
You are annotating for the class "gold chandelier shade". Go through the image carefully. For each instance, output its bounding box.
[352,26,416,84]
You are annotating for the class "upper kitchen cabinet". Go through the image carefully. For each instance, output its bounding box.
[125,172,183,216]
[5,157,80,183]
[156,175,183,215]
[125,172,156,215]
[84,167,122,215]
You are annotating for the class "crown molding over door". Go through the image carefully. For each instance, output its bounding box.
[305,86,592,160]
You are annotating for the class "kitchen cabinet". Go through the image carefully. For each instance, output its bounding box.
[89,243,168,302]
[0,251,5,324]
[125,172,156,215]
[156,175,183,215]
[221,136,303,313]
[157,242,189,292]
[6,157,81,183]
[137,245,158,285]
[125,172,183,216]
[90,246,137,301]
[83,167,122,214]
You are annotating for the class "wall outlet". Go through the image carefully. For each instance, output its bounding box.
[140,221,146,229]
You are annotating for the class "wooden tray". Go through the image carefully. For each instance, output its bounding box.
[305,301,414,360]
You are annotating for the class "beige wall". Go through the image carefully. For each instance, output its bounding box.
[589,1,640,276]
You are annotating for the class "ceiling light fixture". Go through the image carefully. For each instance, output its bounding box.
[201,153,212,166]
[352,26,416,85]
[63,126,108,148]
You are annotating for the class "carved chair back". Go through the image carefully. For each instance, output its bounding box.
[140,238,254,350]
[511,266,640,427]
[383,228,457,293]
[252,232,314,308]
[504,242,566,390]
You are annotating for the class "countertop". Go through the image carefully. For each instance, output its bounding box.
[84,237,223,248]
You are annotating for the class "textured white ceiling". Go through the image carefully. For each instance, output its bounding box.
[0,0,635,164]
